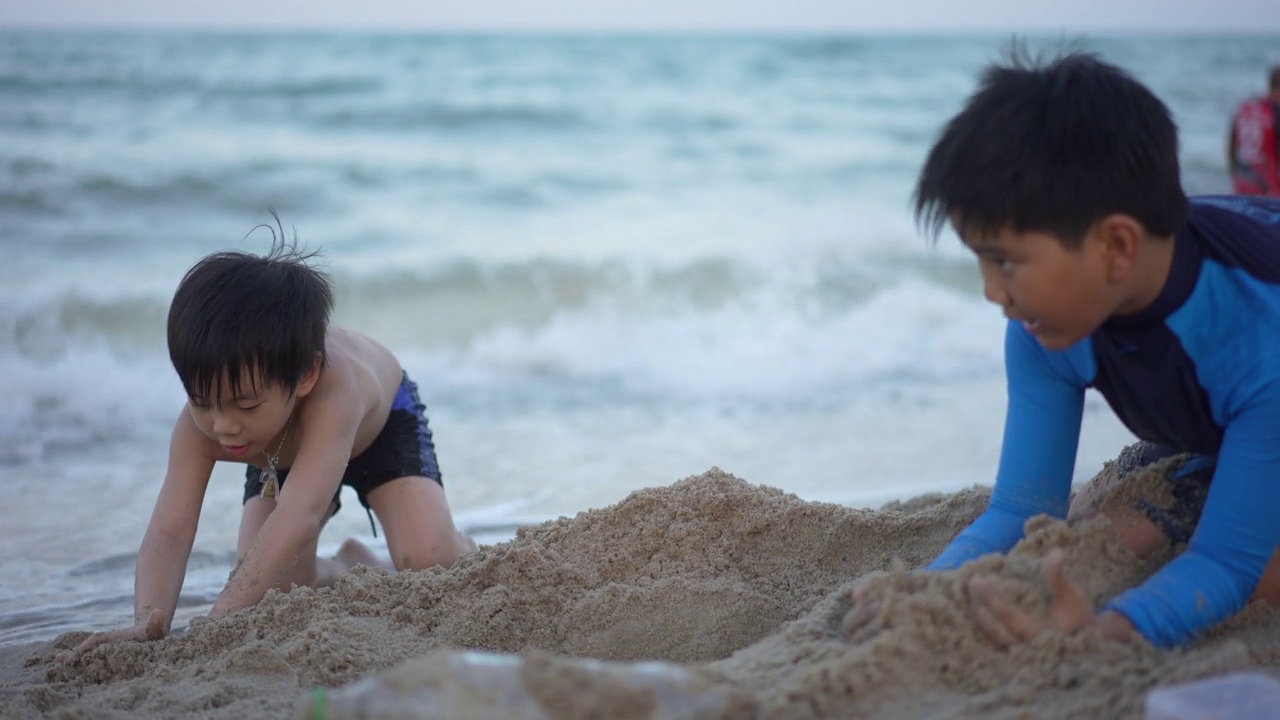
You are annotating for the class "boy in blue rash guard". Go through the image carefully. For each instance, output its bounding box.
[906,51,1280,650]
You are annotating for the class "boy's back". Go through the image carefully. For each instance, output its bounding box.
[1019,196,1280,457]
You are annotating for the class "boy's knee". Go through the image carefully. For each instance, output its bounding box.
[1072,442,1211,549]
[1253,557,1280,606]
[1101,507,1170,558]
[394,551,445,573]
[393,537,471,572]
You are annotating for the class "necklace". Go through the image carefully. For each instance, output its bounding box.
[259,414,295,500]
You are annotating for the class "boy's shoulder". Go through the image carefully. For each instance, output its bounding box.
[1144,198,1280,386]
[1183,196,1280,285]
[314,327,403,402]
[325,326,399,368]
[1191,195,1280,228]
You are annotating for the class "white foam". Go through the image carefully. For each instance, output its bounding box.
[428,278,1003,401]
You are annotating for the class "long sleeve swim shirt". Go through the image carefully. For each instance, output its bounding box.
[928,196,1280,649]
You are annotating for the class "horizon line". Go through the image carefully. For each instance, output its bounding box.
[3,23,1279,35]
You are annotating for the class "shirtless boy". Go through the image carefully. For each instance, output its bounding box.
[64,229,475,659]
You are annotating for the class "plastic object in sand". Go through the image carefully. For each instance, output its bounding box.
[299,649,754,720]
[1145,671,1280,720]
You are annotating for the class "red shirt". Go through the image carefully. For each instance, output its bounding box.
[1232,97,1280,197]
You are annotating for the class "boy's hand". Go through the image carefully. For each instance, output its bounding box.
[55,608,167,663]
[968,550,1127,646]
[841,586,883,643]
[841,571,931,643]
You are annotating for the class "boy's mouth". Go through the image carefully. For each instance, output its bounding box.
[223,444,250,457]
[1004,311,1042,333]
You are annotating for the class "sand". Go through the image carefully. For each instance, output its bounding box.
[3,463,1280,719]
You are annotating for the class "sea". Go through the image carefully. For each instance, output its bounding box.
[1,29,1274,647]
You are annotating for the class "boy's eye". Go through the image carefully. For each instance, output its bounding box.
[236,403,263,412]
[980,255,1013,272]
[982,255,1014,272]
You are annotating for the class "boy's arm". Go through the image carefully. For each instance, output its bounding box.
[61,410,213,661]
[209,401,356,617]
[1104,389,1280,648]
[929,322,1086,570]
[133,410,215,627]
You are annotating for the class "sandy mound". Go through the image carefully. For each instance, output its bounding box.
[4,466,1279,719]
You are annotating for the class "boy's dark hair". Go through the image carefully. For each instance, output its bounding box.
[168,219,333,406]
[914,50,1189,247]
[1270,65,1280,91]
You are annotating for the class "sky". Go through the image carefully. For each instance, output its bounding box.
[1,0,1278,33]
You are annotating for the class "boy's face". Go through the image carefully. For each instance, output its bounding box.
[963,226,1117,351]
[187,366,315,460]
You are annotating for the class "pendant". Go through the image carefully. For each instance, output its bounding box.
[261,468,279,499]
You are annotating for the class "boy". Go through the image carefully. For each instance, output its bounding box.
[63,230,476,660]
[905,51,1280,650]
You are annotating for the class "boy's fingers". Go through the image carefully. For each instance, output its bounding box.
[143,610,167,641]
[841,599,877,634]
[75,632,111,653]
[971,602,1020,648]
[59,623,154,663]
[53,612,172,664]
[1044,550,1072,598]
[970,577,1042,645]
[1042,551,1093,629]
[986,590,1042,641]
[57,631,109,663]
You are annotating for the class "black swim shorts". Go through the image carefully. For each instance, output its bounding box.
[244,371,443,526]
[1111,441,1215,546]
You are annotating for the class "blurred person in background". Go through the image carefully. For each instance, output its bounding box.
[1228,65,1280,197]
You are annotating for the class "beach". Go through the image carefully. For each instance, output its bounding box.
[0,30,1207,647]
[4,461,1279,719]
[4,29,1280,719]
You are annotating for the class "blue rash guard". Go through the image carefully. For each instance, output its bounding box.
[928,195,1280,649]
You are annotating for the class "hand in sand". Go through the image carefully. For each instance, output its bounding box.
[967,549,1093,647]
[841,586,883,643]
[842,572,931,643]
[56,607,167,663]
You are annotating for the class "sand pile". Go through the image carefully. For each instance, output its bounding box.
[4,466,1279,719]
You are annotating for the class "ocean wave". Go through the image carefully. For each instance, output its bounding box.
[79,173,222,203]
[3,167,328,218]
[205,77,383,98]
[779,37,874,62]
[0,187,61,215]
[310,102,595,134]
[0,257,762,356]
[0,73,383,108]
[0,253,999,464]
[0,252,983,354]
[0,71,198,95]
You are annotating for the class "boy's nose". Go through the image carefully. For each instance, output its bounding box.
[211,413,240,437]
[982,273,1011,308]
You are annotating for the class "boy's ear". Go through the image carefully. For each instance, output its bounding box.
[296,352,324,398]
[1091,214,1144,283]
